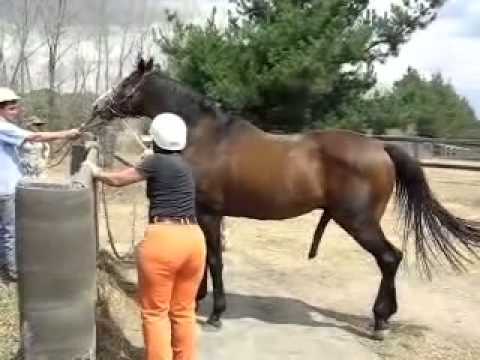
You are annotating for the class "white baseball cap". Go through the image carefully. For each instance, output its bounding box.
[149,113,187,151]
[0,87,20,103]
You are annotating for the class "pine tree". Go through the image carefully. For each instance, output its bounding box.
[159,0,446,131]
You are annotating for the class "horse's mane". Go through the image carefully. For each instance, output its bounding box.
[149,67,234,128]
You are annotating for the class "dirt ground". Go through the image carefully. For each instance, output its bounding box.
[94,162,480,359]
[2,159,480,359]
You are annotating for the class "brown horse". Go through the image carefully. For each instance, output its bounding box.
[93,58,480,338]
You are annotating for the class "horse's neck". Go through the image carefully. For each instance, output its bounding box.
[185,116,258,152]
[188,115,226,145]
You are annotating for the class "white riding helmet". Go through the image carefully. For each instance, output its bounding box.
[149,113,187,151]
[0,87,20,103]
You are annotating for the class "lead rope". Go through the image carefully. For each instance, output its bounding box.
[98,120,147,263]
[99,181,136,263]
[48,117,108,168]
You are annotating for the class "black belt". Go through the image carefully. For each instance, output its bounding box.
[149,215,197,225]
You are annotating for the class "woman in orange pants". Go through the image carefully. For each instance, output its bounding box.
[88,113,206,360]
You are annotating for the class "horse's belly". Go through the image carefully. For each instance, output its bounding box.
[223,189,323,220]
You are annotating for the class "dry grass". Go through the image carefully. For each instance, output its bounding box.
[0,285,20,359]
[3,160,480,359]
[96,251,143,360]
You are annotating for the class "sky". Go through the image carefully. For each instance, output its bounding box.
[371,0,480,116]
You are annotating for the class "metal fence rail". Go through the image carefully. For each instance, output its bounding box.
[372,135,480,148]
[374,135,480,172]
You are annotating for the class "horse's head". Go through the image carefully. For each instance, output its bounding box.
[93,56,228,135]
[93,57,156,120]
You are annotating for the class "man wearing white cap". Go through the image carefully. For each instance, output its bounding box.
[0,87,80,283]
[18,116,51,178]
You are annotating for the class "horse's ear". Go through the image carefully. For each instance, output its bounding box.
[145,58,154,72]
[137,58,146,73]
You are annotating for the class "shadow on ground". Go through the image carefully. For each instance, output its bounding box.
[198,292,428,340]
[98,250,429,356]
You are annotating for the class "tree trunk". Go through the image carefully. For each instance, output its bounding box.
[103,32,110,91]
[116,0,136,82]
[48,46,56,116]
[95,35,102,95]
[0,24,7,85]
[25,59,33,90]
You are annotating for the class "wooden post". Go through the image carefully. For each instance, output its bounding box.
[71,141,100,251]
[70,143,87,175]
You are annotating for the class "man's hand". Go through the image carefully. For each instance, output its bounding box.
[65,129,81,140]
[26,128,82,143]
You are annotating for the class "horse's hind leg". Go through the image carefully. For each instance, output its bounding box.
[333,211,403,339]
[308,210,331,259]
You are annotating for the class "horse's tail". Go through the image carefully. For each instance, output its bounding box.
[384,144,480,277]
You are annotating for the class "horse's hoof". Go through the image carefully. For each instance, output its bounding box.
[371,328,390,341]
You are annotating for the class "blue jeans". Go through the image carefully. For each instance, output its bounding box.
[0,195,16,274]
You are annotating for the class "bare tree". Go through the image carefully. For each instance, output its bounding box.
[94,0,108,95]
[40,0,72,114]
[79,60,95,94]
[70,31,94,94]
[94,35,103,95]
[116,0,137,82]
[134,0,149,55]
[8,0,41,92]
[116,28,136,81]
[103,25,111,91]
[0,22,7,85]
[72,40,95,94]
[72,41,81,93]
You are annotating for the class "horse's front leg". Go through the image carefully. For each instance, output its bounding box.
[197,213,226,328]
[195,264,208,313]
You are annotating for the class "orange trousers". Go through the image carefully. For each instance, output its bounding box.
[137,224,206,360]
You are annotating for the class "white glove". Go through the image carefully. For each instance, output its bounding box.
[84,160,102,177]
[141,148,153,159]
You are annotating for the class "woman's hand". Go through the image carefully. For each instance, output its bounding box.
[141,148,153,160]
[84,160,102,178]
[84,164,145,187]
